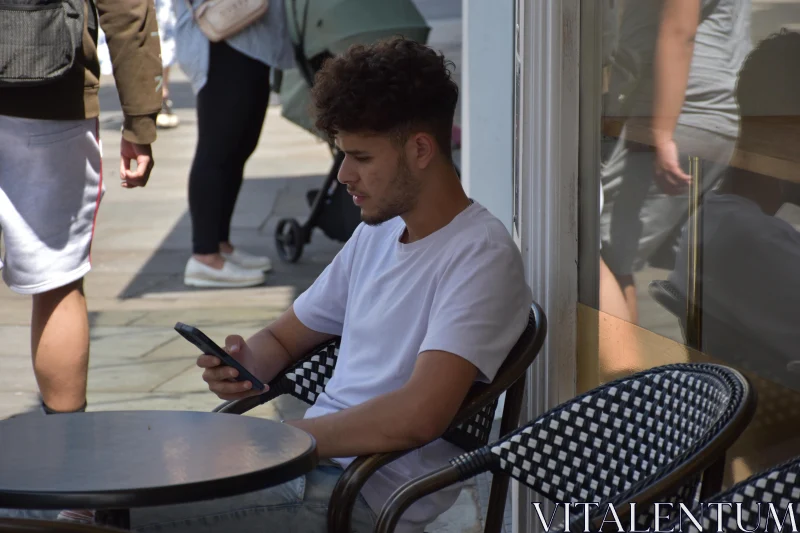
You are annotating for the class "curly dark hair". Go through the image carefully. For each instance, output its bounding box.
[736,29,800,119]
[311,37,459,159]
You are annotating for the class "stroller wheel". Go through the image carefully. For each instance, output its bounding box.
[275,219,304,263]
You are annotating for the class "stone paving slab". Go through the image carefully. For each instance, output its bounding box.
[0,326,32,358]
[84,391,251,416]
[88,357,195,393]
[0,357,40,392]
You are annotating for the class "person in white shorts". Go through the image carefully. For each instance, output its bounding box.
[0,0,162,418]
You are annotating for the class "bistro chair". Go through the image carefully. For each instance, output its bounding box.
[0,518,124,532]
[212,302,547,533]
[665,454,800,532]
[374,363,755,533]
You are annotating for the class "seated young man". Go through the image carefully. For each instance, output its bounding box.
[128,38,530,533]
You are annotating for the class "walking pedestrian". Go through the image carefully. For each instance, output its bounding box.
[174,0,295,287]
[0,0,161,416]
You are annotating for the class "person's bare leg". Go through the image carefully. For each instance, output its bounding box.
[192,252,225,269]
[598,259,644,381]
[31,279,89,412]
[157,66,180,129]
[599,258,630,322]
[163,66,171,100]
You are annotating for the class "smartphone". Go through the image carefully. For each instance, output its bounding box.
[174,322,265,391]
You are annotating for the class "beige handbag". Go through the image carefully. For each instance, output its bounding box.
[186,0,269,42]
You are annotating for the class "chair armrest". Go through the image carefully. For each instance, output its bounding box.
[374,464,463,533]
[327,449,415,533]
[325,383,500,533]
[212,392,278,414]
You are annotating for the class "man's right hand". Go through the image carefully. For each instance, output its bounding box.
[120,139,155,188]
[198,335,267,401]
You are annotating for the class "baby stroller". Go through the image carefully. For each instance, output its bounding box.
[273,0,431,263]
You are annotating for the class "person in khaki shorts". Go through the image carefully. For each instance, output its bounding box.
[0,0,162,416]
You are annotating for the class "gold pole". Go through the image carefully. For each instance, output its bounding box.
[685,156,703,350]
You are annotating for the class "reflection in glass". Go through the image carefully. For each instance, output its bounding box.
[599,0,750,327]
[668,30,800,390]
[587,0,800,487]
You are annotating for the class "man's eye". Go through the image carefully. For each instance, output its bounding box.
[354,156,370,163]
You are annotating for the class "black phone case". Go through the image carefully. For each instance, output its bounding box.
[174,322,265,390]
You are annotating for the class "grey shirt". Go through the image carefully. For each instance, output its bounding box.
[607,0,752,139]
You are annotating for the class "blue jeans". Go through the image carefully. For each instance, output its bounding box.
[0,465,376,533]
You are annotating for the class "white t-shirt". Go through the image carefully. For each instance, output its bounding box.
[293,201,533,532]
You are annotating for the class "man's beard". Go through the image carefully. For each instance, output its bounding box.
[361,158,420,226]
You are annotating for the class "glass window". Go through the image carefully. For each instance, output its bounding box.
[581,0,800,488]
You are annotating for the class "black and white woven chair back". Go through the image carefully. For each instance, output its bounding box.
[670,456,800,533]
[486,364,744,530]
[443,308,544,452]
[269,338,340,405]
[443,398,499,452]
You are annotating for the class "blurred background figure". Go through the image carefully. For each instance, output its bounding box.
[599,0,751,328]
[97,0,180,129]
[174,0,294,288]
[155,0,180,129]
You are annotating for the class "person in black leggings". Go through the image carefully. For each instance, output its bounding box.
[184,41,274,288]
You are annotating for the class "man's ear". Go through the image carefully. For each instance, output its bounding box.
[407,133,436,170]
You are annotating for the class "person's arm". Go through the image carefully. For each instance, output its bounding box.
[652,0,700,194]
[287,351,478,458]
[95,0,163,187]
[199,225,363,399]
[199,306,338,400]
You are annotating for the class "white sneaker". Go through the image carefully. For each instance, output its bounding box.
[156,99,180,129]
[184,257,266,288]
[221,248,273,272]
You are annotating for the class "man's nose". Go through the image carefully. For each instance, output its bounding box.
[337,156,357,184]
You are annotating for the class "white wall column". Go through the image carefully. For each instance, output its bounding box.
[513,1,581,532]
[461,0,514,233]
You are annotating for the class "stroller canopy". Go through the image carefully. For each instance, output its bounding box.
[279,0,431,137]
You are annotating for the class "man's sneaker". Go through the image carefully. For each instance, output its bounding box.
[221,248,273,272]
[156,99,180,129]
[184,257,266,288]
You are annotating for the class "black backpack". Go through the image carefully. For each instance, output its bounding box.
[0,0,97,86]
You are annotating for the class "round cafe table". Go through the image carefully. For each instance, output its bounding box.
[0,411,318,529]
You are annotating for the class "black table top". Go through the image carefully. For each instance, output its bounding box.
[0,411,317,510]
